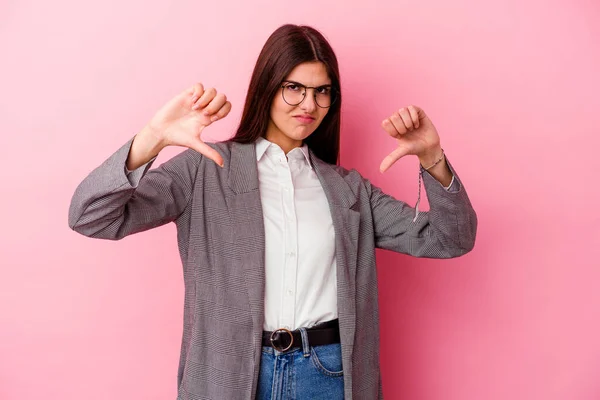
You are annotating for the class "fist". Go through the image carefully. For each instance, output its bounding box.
[147,83,232,166]
[379,105,441,173]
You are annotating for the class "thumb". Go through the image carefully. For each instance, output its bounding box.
[187,136,224,168]
[379,145,410,173]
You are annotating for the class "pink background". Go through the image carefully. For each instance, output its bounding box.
[1,0,599,399]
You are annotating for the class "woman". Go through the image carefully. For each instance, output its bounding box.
[69,24,477,400]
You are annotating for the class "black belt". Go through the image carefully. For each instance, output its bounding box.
[262,319,340,352]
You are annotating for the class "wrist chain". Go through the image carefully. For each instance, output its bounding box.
[414,149,445,222]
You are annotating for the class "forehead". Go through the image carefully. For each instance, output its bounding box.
[284,61,331,86]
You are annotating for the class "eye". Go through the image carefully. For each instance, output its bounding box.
[285,84,301,92]
[316,86,332,95]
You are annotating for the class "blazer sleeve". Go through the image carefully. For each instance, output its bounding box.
[68,136,201,240]
[368,156,477,258]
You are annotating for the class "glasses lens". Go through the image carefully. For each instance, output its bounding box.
[282,84,304,106]
[315,87,334,108]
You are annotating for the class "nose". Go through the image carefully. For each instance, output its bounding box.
[300,89,317,112]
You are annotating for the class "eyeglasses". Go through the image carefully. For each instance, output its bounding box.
[280,81,338,108]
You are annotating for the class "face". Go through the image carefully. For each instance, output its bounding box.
[265,61,332,153]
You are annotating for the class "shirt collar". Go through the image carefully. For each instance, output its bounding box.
[255,136,312,168]
[255,136,271,162]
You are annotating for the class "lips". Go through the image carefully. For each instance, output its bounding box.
[294,115,315,124]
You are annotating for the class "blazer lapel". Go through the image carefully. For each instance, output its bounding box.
[225,143,361,356]
[310,152,360,354]
[227,141,266,332]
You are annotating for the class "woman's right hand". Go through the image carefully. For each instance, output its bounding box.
[142,83,232,167]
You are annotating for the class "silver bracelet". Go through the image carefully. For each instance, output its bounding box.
[421,149,445,171]
[413,149,445,222]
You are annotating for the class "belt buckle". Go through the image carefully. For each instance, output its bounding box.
[270,327,293,352]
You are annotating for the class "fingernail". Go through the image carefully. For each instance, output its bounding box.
[211,115,218,122]
[204,111,210,115]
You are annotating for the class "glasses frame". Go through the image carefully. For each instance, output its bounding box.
[280,81,338,109]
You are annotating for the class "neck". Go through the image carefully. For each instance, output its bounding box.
[265,123,302,155]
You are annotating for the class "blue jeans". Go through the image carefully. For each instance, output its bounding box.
[256,327,345,399]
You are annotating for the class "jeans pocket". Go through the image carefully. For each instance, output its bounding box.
[310,344,344,377]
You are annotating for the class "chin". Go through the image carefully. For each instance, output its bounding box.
[288,127,317,141]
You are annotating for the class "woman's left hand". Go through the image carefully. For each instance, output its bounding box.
[379,105,442,173]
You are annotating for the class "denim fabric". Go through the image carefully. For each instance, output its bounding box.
[256,327,344,399]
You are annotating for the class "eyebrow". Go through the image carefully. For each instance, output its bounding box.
[283,80,332,87]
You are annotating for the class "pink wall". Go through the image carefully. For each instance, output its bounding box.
[1,0,598,399]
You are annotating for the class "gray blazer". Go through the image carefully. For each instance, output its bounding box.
[68,137,477,399]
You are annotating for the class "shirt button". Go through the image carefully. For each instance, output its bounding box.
[288,251,295,257]
[287,289,294,296]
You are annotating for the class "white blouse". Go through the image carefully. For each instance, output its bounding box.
[255,137,338,331]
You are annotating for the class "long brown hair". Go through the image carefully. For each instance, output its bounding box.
[228,24,341,165]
